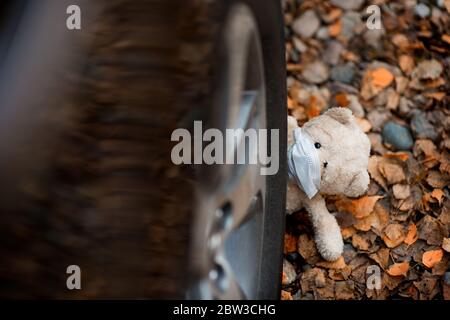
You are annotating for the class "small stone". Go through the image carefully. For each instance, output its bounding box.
[302,60,330,84]
[330,0,364,10]
[324,40,343,65]
[445,272,450,286]
[411,59,443,80]
[282,259,297,285]
[292,10,320,38]
[340,11,364,40]
[293,37,308,53]
[331,62,355,84]
[363,28,385,49]
[410,111,438,141]
[347,94,365,118]
[316,27,330,40]
[398,97,414,117]
[382,122,414,151]
[415,3,431,18]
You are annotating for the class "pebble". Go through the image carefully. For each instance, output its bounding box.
[293,37,308,53]
[330,62,355,84]
[282,259,297,285]
[324,40,343,65]
[341,11,364,40]
[292,10,320,38]
[330,0,364,10]
[316,27,329,40]
[382,121,414,151]
[444,272,450,286]
[415,3,431,18]
[347,94,365,118]
[302,60,330,84]
[398,97,414,117]
[410,111,438,141]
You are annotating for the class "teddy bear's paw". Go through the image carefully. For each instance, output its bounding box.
[314,215,344,261]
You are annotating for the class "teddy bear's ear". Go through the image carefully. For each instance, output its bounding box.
[324,107,354,126]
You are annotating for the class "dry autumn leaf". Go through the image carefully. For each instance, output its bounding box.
[386,261,409,277]
[404,223,418,245]
[335,195,384,219]
[378,160,406,185]
[430,189,445,205]
[371,68,394,88]
[368,156,388,190]
[334,92,349,107]
[356,118,372,133]
[284,233,297,254]
[328,20,342,37]
[383,152,409,162]
[398,55,415,74]
[442,238,450,253]
[316,256,346,269]
[422,249,444,268]
[383,223,406,248]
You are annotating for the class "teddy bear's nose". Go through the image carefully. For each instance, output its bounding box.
[324,161,328,168]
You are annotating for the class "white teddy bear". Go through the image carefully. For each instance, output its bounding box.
[286,107,371,261]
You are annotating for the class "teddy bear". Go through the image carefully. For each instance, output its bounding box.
[286,107,371,261]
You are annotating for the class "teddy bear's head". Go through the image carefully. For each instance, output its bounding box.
[289,107,371,198]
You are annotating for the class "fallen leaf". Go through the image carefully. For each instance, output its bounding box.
[393,184,411,200]
[328,20,342,37]
[356,118,372,133]
[442,238,450,253]
[369,248,390,269]
[424,92,445,101]
[368,156,388,190]
[383,152,409,161]
[281,290,293,300]
[341,226,357,239]
[383,223,406,248]
[418,215,446,246]
[297,234,319,263]
[316,256,346,269]
[430,189,445,205]
[398,55,415,74]
[426,170,449,189]
[371,67,394,88]
[352,233,370,251]
[386,261,409,277]
[422,249,444,268]
[404,223,418,245]
[379,160,406,185]
[284,233,297,254]
[335,195,384,219]
[334,92,349,107]
[442,34,450,44]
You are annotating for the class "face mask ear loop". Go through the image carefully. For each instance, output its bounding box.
[287,127,321,199]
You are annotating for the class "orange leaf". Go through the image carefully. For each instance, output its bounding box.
[422,249,444,268]
[307,96,321,119]
[284,233,297,254]
[386,261,409,277]
[404,223,418,245]
[430,189,445,205]
[442,34,450,44]
[335,195,384,219]
[328,20,342,37]
[335,92,349,107]
[424,92,446,101]
[383,152,409,162]
[370,68,394,89]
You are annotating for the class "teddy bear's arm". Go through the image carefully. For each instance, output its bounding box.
[302,194,344,261]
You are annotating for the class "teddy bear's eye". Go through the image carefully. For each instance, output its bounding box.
[314,142,321,149]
